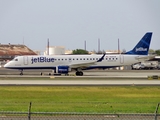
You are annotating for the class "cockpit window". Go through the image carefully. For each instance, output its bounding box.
[15,59,18,61]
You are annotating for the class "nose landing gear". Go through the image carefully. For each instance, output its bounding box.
[19,69,23,75]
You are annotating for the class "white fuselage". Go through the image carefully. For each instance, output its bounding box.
[4,54,143,70]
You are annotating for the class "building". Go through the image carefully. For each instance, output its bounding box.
[0,44,37,62]
[44,46,65,55]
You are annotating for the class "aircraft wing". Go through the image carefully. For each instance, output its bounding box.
[69,53,106,69]
[135,55,155,61]
[69,61,97,69]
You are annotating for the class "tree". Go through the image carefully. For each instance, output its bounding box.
[72,49,89,54]
[149,49,155,54]
[155,49,160,55]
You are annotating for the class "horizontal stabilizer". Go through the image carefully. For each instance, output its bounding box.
[135,55,155,61]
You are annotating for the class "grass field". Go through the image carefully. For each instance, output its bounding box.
[0,86,160,113]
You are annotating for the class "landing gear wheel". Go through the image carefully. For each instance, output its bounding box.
[19,70,23,75]
[79,71,83,76]
[20,72,23,75]
[75,71,83,76]
[76,71,79,76]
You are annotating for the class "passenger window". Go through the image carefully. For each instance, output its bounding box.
[15,59,18,61]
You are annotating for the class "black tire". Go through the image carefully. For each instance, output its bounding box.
[75,71,83,76]
[20,73,23,75]
[79,71,83,76]
[76,71,79,76]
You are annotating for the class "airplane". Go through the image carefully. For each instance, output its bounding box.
[4,32,153,76]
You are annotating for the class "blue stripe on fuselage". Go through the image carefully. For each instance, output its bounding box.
[5,66,120,70]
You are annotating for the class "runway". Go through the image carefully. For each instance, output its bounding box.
[0,68,160,86]
[1,79,160,86]
[0,68,160,76]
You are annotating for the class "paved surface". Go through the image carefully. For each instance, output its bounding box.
[0,79,160,86]
[0,68,160,76]
[0,68,160,86]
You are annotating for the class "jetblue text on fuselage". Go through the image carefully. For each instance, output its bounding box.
[31,57,54,64]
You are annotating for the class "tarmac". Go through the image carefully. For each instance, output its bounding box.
[0,68,160,86]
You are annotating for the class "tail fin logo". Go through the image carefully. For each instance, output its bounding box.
[136,47,147,52]
[125,32,152,55]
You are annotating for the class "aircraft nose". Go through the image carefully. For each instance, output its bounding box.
[4,63,9,68]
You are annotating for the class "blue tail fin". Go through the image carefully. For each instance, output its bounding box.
[125,32,152,55]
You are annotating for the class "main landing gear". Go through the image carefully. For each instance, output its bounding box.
[19,70,84,76]
[75,71,83,76]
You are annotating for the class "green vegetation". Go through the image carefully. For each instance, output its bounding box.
[72,49,89,54]
[149,49,160,55]
[0,86,160,113]
[155,49,160,55]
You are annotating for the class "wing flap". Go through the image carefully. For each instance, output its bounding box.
[69,61,97,69]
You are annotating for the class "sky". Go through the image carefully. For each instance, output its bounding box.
[0,0,160,52]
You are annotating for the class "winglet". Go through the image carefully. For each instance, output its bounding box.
[97,53,106,62]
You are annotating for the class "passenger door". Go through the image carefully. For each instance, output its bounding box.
[23,56,28,65]
[120,55,124,64]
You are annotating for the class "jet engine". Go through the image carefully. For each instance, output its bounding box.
[56,66,71,74]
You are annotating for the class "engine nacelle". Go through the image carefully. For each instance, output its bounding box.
[56,66,70,74]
